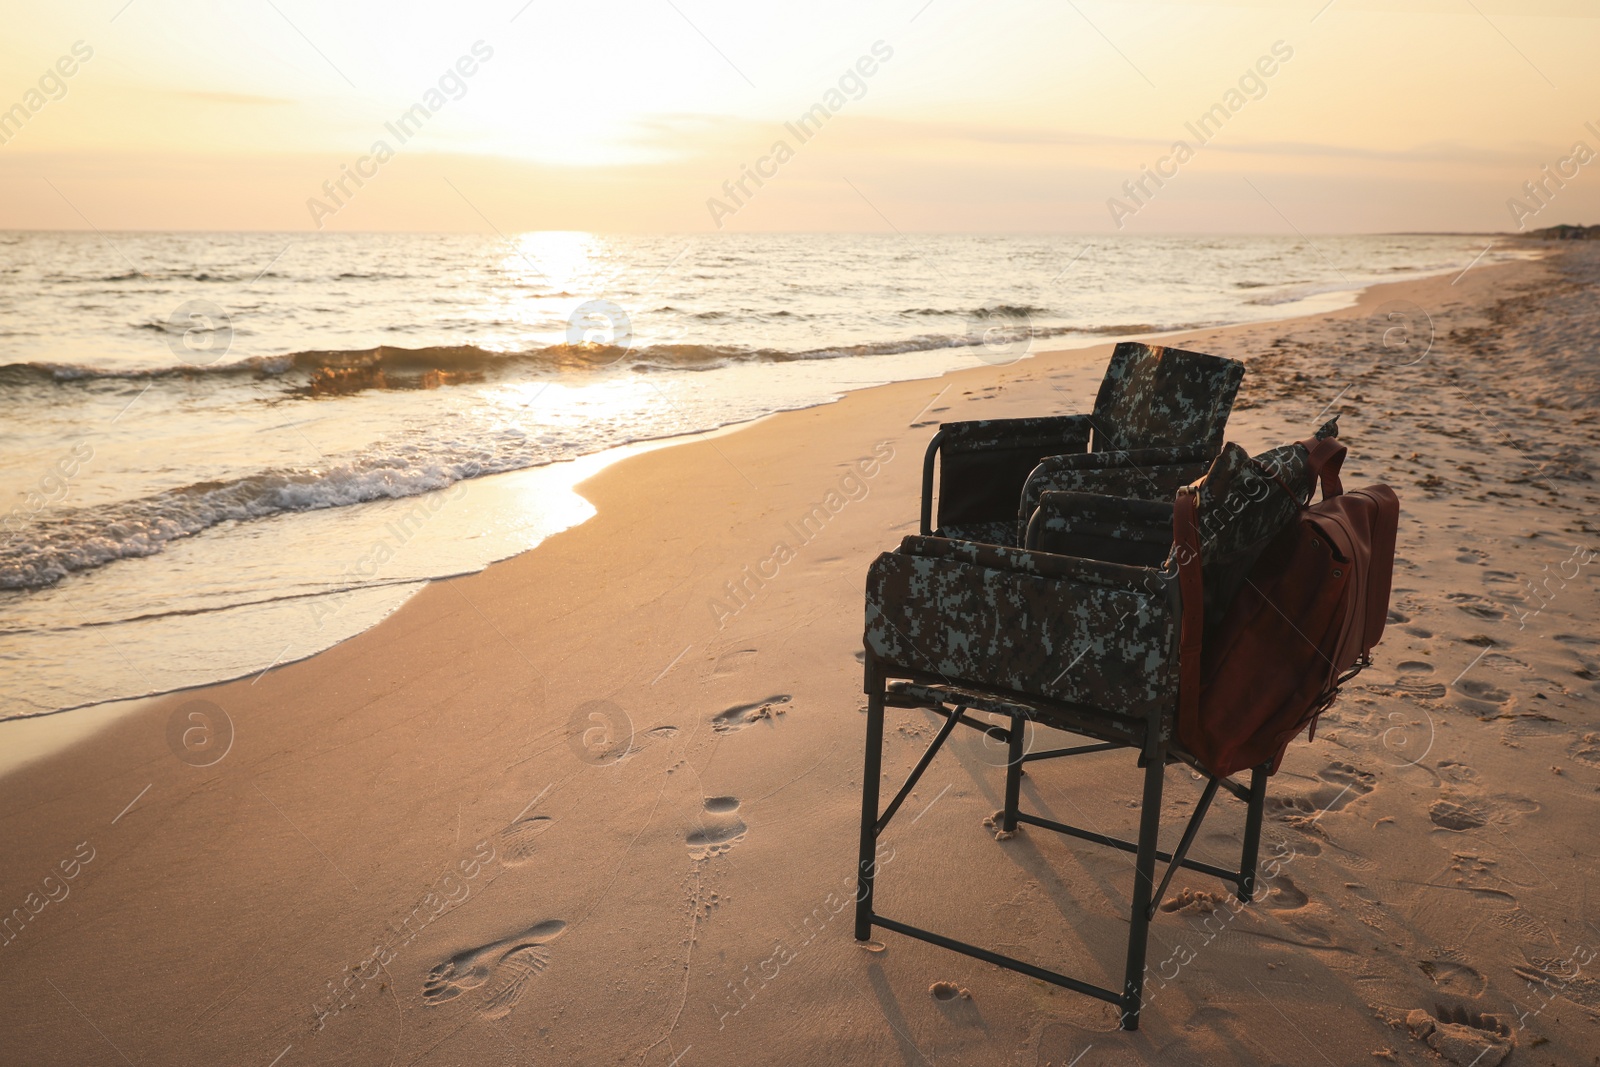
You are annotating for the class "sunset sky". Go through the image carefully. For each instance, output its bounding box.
[3,0,1598,232]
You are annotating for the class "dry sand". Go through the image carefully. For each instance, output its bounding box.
[3,243,1598,1067]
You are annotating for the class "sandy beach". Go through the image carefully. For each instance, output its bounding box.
[4,242,1598,1067]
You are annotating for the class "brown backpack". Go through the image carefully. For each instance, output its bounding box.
[1174,437,1399,777]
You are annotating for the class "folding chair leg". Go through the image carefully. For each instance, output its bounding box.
[1236,765,1269,902]
[1120,750,1167,1031]
[1002,713,1024,833]
[1147,776,1219,920]
[855,680,887,942]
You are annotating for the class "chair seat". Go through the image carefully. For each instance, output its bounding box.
[886,680,1208,769]
[932,521,1020,547]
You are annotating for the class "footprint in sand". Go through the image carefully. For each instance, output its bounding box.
[1567,735,1600,767]
[1268,794,1318,818]
[1311,762,1376,810]
[602,725,681,765]
[1269,763,1374,821]
[1259,874,1309,911]
[1446,593,1505,620]
[422,919,567,1018]
[1397,1004,1513,1067]
[1437,760,1480,784]
[1491,911,1556,945]
[568,698,679,766]
[687,796,746,859]
[1429,798,1487,831]
[1331,852,1379,873]
[1561,647,1600,675]
[1454,678,1513,709]
[1433,792,1539,832]
[1389,662,1447,698]
[1489,795,1540,821]
[1515,957,1600,1010]
[498,814,553,867]
[711,695,792,734]
[630,725,680,754]
[1282,836,1321,858]
[1418,960,1488,996]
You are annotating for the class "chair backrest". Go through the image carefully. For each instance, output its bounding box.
[1090,342,1245,454]
[931,415,1093,541]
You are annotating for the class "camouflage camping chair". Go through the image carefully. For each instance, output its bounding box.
[857,437,1315,1030]
[920,341,1245,546]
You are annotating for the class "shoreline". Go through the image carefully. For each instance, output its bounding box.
[0,242,1545,754]
[0,420,768,771]
[5,241,1595,1066]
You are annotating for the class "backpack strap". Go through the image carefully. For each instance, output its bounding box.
[1300,436,1347,499]
[1173,488,1204,745]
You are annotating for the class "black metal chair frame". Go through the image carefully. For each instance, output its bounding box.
[918,415,1096,540]
[853,656,1269,1031]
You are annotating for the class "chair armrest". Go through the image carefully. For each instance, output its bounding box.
[894,533,1158,588]
[1017,445,1213,537]
[1024,492,1175,568]
[920,415,1093,536]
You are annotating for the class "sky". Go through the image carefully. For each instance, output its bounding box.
[2,0,1598,233]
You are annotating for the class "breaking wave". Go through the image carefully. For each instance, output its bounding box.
[0,323,1161,391]
[0,447,496,591]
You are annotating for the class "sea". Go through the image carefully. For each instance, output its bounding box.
[0,231,1532,721]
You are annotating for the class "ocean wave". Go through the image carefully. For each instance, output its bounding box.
[50,269,250,284]
[0,314,1218,592]
[0,320,1198,392]
[1077,322,1200,336]
[0,451,494,592]
[904,304,1051,318]
[132,317,238,336]
[0,329,1112,391]
[1242,280,1362,306]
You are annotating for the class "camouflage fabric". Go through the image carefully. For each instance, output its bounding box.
[935,521,1021,546]
[1184,435,1321,629]
[921,344,1244,545]
[864,535,1179,727]
[1018,433,1324,630]
[1017,445,1212,540]
[1026,492,1174,567]
[937,414,1093,456]
[1088,342,1245,453]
